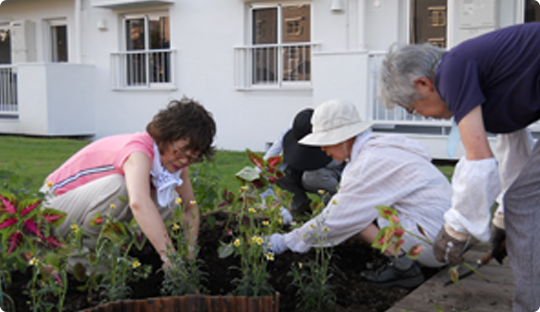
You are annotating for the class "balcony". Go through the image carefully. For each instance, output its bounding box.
[0,65,18,117]
[234,43,317,90]
[0,63,95,137]
[110,49,176,90]
[91,0,174,9]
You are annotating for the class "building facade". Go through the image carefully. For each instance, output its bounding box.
[0,0,539,159]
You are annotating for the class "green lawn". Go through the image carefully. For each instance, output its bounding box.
[0,135,258,207]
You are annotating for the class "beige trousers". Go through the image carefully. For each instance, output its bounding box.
[42,174,172,249]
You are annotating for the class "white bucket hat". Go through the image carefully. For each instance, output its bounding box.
[299,99,373,146]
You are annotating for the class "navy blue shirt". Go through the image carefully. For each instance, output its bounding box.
[435,23,540,134]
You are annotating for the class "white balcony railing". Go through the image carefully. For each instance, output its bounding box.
[110,49,176,90]
[0,65,18,115]
[234,42,317,90]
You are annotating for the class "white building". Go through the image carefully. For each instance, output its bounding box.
[0,0,538,159]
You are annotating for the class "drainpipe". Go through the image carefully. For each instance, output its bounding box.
[74,0,82,63]
[358,0,366,51]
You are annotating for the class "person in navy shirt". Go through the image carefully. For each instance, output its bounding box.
[377,22,540,312]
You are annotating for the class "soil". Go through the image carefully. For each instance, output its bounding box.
[4,210,441,312]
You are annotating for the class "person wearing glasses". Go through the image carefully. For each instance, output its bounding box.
[377,23,540,311]
[41,97,216,272]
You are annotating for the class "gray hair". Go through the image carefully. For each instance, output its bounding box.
[377,43,445,110]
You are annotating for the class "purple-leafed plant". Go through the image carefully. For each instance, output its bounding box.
[372,205,487,286]
[0,192,66,272]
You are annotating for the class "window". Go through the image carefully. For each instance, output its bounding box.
[0,26,10,64]
[410,0,447,48]
[525,0,540,22]
[251,3,311,86]
[121,12,171,87]
[49,20,68,62]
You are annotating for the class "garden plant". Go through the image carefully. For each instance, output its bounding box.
[0,140,455,312]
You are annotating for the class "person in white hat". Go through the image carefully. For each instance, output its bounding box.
[263,108,344,217]
[268,99,450,288]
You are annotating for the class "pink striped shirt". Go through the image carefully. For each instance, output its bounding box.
[46,132,154,196]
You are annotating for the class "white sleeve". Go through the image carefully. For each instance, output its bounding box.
[263,128,290,160]
[444,157,500,242]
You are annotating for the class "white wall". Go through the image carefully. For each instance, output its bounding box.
[0,0,527,156]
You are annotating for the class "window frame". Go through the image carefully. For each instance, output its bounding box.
[47,19,68,63]
[247,2,313,89]
[0,23,11,65]
[113,10,175,90]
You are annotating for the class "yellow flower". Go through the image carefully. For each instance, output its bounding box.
[317,189,325,195]
[172,223,180,231]
[190,200,197,205]
[29,257,39,266]
[132,261,141,269]
[110,204,116,209]
[266,253,275,261]
[278,218,283,224]
[71,224,79,231]
[262,220,269,226]
[332,199,338,205]
[234,239,241,247]
[241,186,248,192]
[298,262,303,269]
[323,226,329,232]
[46,181,53,188]
[251,236,264,245]
[248,208,256,213]
[176,198,183,205]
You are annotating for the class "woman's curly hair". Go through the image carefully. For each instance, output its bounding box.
[146,96,216,162]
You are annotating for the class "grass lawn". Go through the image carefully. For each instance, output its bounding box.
[0,135,258,207]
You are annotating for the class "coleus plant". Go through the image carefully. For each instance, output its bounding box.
[0,192,66,271]
[371,205,487,285]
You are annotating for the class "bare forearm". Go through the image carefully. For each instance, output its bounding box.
[131,202,174,257]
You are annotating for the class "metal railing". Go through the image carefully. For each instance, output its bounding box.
[110,49,175,89]
[234,42,316,89]
[0,65,18,115]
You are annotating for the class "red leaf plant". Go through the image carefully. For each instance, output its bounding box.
[0,192,66,267]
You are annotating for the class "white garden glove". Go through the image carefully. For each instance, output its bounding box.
[280,206,293,225]
[266,233,288,255]
[259,188,293,225]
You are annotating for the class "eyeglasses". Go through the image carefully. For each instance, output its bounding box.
[404,106,420,117]
[170,143,202,164]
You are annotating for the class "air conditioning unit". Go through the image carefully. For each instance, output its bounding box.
[9,19,36,64]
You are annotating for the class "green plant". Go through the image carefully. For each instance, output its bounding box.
[218,150,287,297]
[161,198,208,296]
[25,251,69,312]
[287,208,336,311]
[0,169,69,311]
[190,160,222,213]
[87,211,152,303]
[0,268,14,312]
[371,205,487,286]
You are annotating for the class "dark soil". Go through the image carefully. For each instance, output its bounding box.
[4,210,441,312]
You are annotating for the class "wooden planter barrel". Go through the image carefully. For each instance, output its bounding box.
[79,293,280,312]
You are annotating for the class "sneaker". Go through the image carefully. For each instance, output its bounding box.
[361,255,424,288]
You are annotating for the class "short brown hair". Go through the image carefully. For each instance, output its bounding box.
[146,97,216,161]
